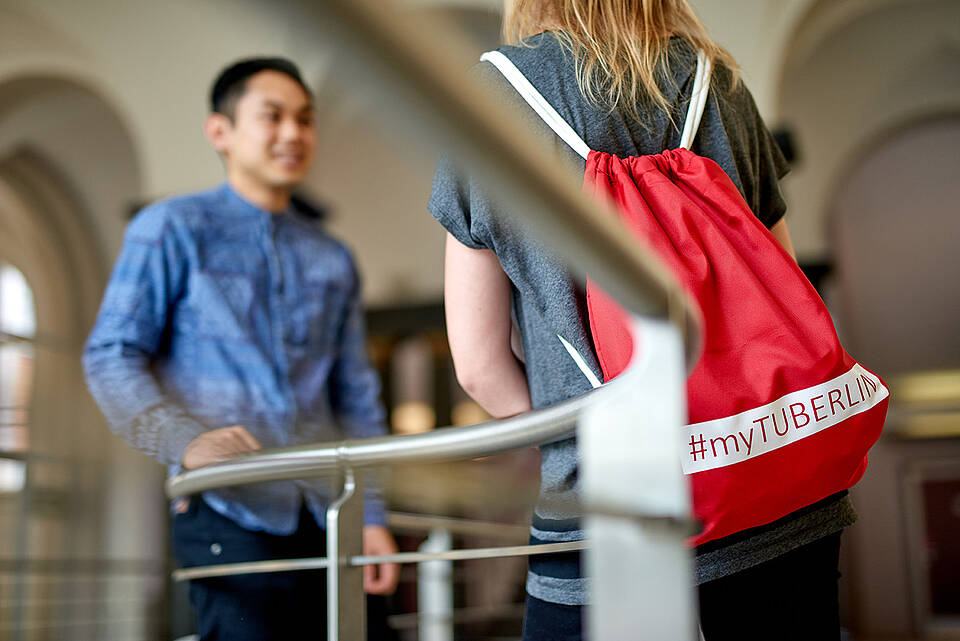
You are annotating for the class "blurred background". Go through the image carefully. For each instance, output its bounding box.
[0,0,957,639]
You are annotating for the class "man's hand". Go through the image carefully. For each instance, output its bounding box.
[362,525,400,595]
[181,426,262,470]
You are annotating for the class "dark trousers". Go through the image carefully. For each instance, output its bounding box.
[523,595,584,641]
[521,532,842,641]
[698,532,842,641]
[172,497,396,641]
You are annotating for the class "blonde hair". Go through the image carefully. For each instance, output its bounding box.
[504,0,739,124]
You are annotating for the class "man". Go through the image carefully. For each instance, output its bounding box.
[83,58,400,640]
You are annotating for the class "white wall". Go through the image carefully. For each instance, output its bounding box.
[0,80,141,262]
[690,0,810,117]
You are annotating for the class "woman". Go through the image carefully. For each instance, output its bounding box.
[429,2,852,639]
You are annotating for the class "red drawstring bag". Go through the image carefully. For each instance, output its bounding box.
[482,50,887,545]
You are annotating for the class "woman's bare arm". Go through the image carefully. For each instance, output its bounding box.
[444,233,532,418]
[770,218,797,261]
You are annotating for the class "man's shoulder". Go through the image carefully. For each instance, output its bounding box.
[128,186,222,239]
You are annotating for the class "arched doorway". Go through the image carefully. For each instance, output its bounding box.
[831,116,960,374]
[0,74,168,639]
[775,0,960,262]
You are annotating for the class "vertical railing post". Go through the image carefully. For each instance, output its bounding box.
[418,527,453,641]
[327,468,366,641]
[580,316,697,641]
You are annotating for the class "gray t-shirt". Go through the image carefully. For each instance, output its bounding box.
[429,33,854,606]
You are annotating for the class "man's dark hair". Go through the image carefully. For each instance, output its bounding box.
[210,57,312,120]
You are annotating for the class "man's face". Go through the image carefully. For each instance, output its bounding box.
[213,70,316,192]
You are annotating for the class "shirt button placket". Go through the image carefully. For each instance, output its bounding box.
[264,217,297,430]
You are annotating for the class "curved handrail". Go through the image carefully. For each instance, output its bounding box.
[167,387,598,497]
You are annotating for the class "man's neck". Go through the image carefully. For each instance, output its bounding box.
[227,175,291,214]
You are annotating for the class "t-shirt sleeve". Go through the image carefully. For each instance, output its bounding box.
[428,153,488,250]
[748,107,790,230]
[429,60,578,251]
[699,69,790,230]
[428,62,524,251]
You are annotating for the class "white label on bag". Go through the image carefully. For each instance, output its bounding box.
[681,363,887,474]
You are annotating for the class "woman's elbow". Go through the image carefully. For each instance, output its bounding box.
[453,356,510,406]
[453,365,486,403]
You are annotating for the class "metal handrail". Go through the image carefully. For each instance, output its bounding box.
[169,511,533,583]
[171,541,587,582]
[167,387,596,497]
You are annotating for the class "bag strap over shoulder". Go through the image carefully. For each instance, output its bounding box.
[480,50,592,159]
[480,49,713,156]
[678,51,712,150]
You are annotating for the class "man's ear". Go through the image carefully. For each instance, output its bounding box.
[204,113,232,154]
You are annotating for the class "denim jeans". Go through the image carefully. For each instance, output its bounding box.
[172,497,395,641]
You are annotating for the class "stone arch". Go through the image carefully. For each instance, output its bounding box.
[0,73,144,263]
[0,71,164,635]
[772,0,960,261]
[828,113,960,373]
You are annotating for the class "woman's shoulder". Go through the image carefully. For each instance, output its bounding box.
[481,32,572,76]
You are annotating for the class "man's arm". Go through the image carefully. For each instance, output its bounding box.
[181,426,262,470]
[328,258,400,594]
[327,262,390,452]
[82,207,259,468]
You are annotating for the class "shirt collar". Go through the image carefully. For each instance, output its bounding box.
[216,182,295,219]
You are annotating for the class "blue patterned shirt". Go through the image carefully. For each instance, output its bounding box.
[83,183,387,534]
